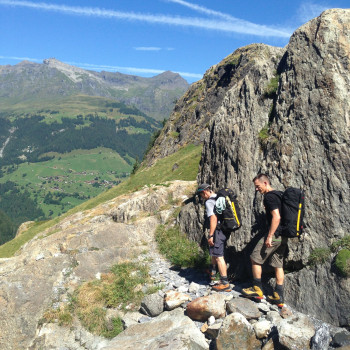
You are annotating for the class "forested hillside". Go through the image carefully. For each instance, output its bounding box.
[0,95,161,245]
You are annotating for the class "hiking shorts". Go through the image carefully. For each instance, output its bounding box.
[209,229,227,257]
[250,235,288,268]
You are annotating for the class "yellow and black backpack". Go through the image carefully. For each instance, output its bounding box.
[280,187,305,238]
[216,188,242,236]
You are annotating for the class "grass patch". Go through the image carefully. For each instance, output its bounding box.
[155,224,209,268]
[44,261,159,338]
[334,249,350,277]
[42,307,74,327]
[331,235,350,252]
[0,144,201,258]
[308,247,331,266]
[264,73,280,98]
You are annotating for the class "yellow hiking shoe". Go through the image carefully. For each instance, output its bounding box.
[267,291,284,308]
[241,286,264,300]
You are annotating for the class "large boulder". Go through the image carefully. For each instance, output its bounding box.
[186,294,227,321]
[100,308,209,350]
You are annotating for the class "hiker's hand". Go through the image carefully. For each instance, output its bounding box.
[208,236,214,247]
[265,236,272,248]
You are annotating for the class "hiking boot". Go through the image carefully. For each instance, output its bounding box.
[267,291,284,307]
[212,282,231,292]
[241,286,264,299]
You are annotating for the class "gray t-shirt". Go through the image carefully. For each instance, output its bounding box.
[205,194,217,218]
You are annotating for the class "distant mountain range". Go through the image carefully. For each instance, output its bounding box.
[0,59,189,242]
[0,58,189,120]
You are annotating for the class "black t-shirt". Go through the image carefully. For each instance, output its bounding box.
[263,190,283,236]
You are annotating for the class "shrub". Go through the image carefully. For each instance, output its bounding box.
[331,235,350,252]
[334,249,350,277]
[308,247,331,266]
[155,225,209,268]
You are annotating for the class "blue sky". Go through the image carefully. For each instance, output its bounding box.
[0,0,348,83]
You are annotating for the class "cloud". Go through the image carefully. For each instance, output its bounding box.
[297,2,329,23]
[134,47,162,51]
[0,55,202,80]
[0,0,291,38]
[0,55,42,62]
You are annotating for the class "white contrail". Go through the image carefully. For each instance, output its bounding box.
[0,55,203,79]
[167,0,294,35]
[134,47,162,51]
[0,0,291,38]
[167,0,238,21]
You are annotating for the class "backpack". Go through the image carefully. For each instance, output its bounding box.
[272,187,305,238]
[215,188,242,236]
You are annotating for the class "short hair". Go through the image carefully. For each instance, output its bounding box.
[252,173,271,184]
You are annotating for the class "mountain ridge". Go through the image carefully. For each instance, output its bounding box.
[0,58,189,120]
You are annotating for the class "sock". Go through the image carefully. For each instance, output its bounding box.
[253,278,263,289]
[221,276,229,284]
[275,284,284,297]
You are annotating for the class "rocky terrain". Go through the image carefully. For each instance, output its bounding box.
[1,181,349,350]
[0,58,189,120]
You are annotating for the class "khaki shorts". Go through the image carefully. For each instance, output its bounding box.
[250,235,288,268]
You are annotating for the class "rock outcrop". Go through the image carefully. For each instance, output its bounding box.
[0,181,196,349]
[154,9,350,326]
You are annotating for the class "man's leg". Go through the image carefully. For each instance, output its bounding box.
[267,241,287,307]
[212,256,230,291]
[241,258,264,298]
[267,267,285,307]
[216,256,227,277]
[275,267,284,285]
[252,258,262,279]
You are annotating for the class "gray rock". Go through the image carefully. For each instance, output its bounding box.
[164,290,191,311]
[311,324,331,350]
[100,308,209,350]
[277,313,316,350]
[139,293,164,317]
[189,282,200,294]
[121,311,144,329]
[253,319,272,339]
[284,263,350,327]
[226,297,261,320]
[331,330,350,348]
[206,322,222,339]
[266,311,282,324]
[216,312,261,350]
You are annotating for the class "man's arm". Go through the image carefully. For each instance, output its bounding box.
[207,214,217,247]
[265,209,281,248]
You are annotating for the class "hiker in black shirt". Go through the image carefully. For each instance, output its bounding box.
[242,174,287,307]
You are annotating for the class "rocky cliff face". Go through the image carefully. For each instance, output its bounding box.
[144,44,283,164]
[158,9,350,327]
